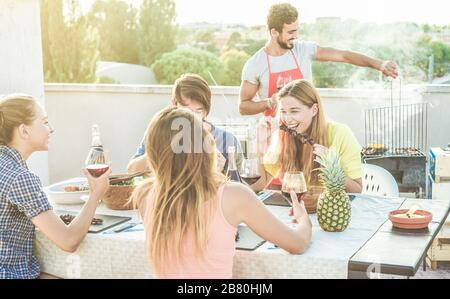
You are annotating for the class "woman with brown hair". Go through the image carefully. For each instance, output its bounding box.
[132,106,312,278]
[250,79,363,193]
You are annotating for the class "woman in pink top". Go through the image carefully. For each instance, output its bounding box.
[131,106,312,278]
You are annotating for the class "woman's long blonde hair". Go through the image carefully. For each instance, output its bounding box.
[269,79,329,184]
[131,106,226,276]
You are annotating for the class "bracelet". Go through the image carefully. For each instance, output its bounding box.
[266,99,273,110]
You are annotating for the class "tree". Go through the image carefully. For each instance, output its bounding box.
[415,34,450,79]
[226,32,243,50]
[175,27,193,46]
[193,29,220,55]
[431,41,450,78]
[40,0,99,83]
[87,0,139,64]
[139,0,177,67]
[152,47,223,85]
[220,50,250,86]
[312,62,353,88]
[242,39,266,56]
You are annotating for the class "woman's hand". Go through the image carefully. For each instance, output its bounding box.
[83,167,112,200]
[288,191,309,224]
[313,144,328,158]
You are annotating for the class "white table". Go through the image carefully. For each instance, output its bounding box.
[35,194,448,279]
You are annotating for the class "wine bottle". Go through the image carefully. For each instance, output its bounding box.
[85,124,109,177]
[226,146,242,183]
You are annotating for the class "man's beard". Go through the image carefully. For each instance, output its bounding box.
[277,36,294,50]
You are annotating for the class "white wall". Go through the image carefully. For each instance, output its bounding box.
[420,85,450,149]
[44,83,450,184]
[0,0,48,185]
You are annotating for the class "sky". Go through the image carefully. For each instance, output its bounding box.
[80,0,450,26]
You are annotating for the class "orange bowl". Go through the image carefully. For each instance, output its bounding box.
[102,185,135,210]
[302,185,325,214]
[388,209,432,230]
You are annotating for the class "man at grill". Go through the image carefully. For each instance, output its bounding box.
[239,3,399,118]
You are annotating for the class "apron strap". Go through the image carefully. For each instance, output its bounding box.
[290,49,301,71]
[265,47,301,75]
[265,47,272,74]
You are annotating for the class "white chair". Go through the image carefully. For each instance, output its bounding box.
[362,164,399,197]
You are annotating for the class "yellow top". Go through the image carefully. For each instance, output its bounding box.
[263,122,363,180]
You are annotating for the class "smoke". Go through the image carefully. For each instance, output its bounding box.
[307,19,428,89]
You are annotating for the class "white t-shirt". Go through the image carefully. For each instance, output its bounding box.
[241,40,318,100]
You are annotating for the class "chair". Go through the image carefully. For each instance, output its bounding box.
[362,164,399,197]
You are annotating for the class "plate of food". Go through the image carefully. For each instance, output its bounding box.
[388,205,432,230]
[44,178,89,205]
[56,210,131,233]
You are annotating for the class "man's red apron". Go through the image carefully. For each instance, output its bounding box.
[263,48,304,187]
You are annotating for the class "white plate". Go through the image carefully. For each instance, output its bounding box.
[45,178,89,205]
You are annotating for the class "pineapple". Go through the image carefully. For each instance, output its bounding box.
[315,147,351,232]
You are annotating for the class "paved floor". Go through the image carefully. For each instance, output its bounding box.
[379,261,450,279]
[413,262,450,279]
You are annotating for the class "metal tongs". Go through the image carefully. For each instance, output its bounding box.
[108,171,149,185]
[279,124,315,145]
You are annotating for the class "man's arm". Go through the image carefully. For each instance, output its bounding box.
[128,137,150,174]
[127,154,150,174]
[345,177,362,193]
[239,80,276,115]
[316,46,398,79]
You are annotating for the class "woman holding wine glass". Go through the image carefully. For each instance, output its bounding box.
[131,106,312,278]
[249,79,363,194]
[0,94,110,279]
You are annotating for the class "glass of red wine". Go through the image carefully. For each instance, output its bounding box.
[85,148,110,178]
[240,158,261,186]
[281,171,307,204]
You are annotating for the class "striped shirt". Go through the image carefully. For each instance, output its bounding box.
[0,145,52,279]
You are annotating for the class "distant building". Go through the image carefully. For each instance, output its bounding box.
[316,17,342,23]
[96,61,157,85]
[246,26,267,41]
[179,23,267,53]
[182,22,224,31]
[214,31,230,50]
[429,31,450,44]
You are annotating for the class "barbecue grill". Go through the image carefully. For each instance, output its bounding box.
[362,80,428,197]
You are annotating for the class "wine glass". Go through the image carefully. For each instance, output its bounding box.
[281,171,307,203]
[240,158,261,185]
[85,148,110,177]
